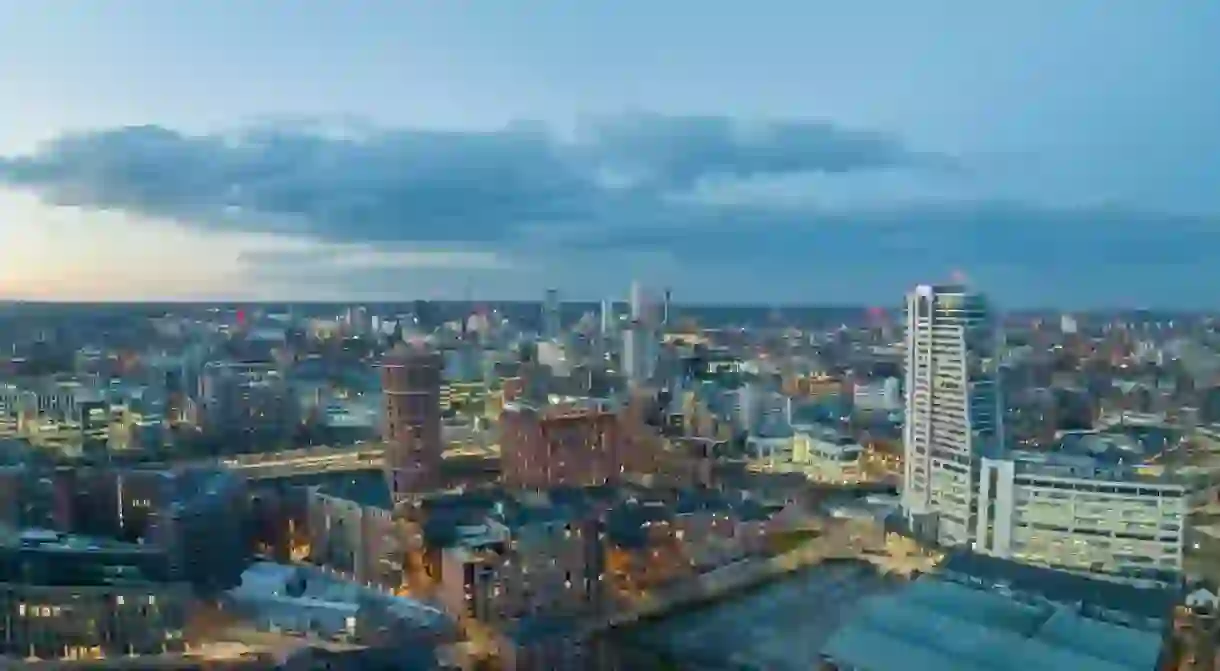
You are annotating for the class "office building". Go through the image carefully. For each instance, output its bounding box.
[733,382,791,434]
[975,448,1186,586]
[622,281,659,388]
[902,283,1001,547]
[629,281,645,322]
[599,298,614,338]
[542,288,561,341]
[343,305,372,336]
[195,362,298,447]
[0,529,190,661]
[622,328,654,387]
[381,343,444,502]
[853,376,902,412]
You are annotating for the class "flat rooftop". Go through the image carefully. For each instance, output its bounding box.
[821,577,1166,671]
[619,560,903,671]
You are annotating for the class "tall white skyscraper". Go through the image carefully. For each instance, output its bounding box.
[902,283,1002,547]
[600,298,614,337]
[630,280,647,322]
[542,288,561,340]
[623,280,657,387]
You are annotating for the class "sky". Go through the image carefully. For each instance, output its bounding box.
[0,1,1218,307]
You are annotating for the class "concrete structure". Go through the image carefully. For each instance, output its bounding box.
[902,283,1002,547]
[381,344,444,501]
[975,449,1187,586]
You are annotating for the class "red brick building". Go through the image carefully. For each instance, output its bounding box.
[381,343,443,501]
[501,405,624,489]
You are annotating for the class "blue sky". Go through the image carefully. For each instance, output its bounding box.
[0,1,1217,306]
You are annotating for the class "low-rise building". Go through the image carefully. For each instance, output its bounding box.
[305,472,403,590]
[0,529,191,661]
[820,556,1174,671]
[436,499,604,627]
[226,561,453,651]
[748,423,867,485]
[792,424,865,484]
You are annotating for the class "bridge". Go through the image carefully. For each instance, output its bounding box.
[219,446,386,479]
[214,435,500,480]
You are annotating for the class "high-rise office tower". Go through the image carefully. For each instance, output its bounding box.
[622,328,649,386]
[662,288,672,327]
[624,281,657,387]
[381,342,443,502]
[902,283,1002,547]
[599,299,614,337]
[630,281,646,322]
[543,288,561,340]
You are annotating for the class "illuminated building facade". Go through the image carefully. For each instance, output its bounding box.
[902,283,1002,547]
[0,530,189,661]
[500,404,624,489]
[975,449,1186,585]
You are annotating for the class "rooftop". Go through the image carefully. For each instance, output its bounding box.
[316,471,393,511]
[230,562,451,632]
[938,551,1178,624]
[0,530,178,587]
[821,577,1166,671]
[1057,425,1183,466]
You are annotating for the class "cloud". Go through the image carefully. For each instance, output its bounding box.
[0,114,932,246]
[1,114,1218,306]
[571,113,950,189]
[237,243,513,271]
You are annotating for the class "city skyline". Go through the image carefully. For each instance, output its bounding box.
[1,1,1218,307]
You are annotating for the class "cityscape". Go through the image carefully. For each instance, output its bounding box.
[1,2,1219,670]
[0,287,1217,670]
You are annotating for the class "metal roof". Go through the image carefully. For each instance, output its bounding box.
[821,578,1164,671]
